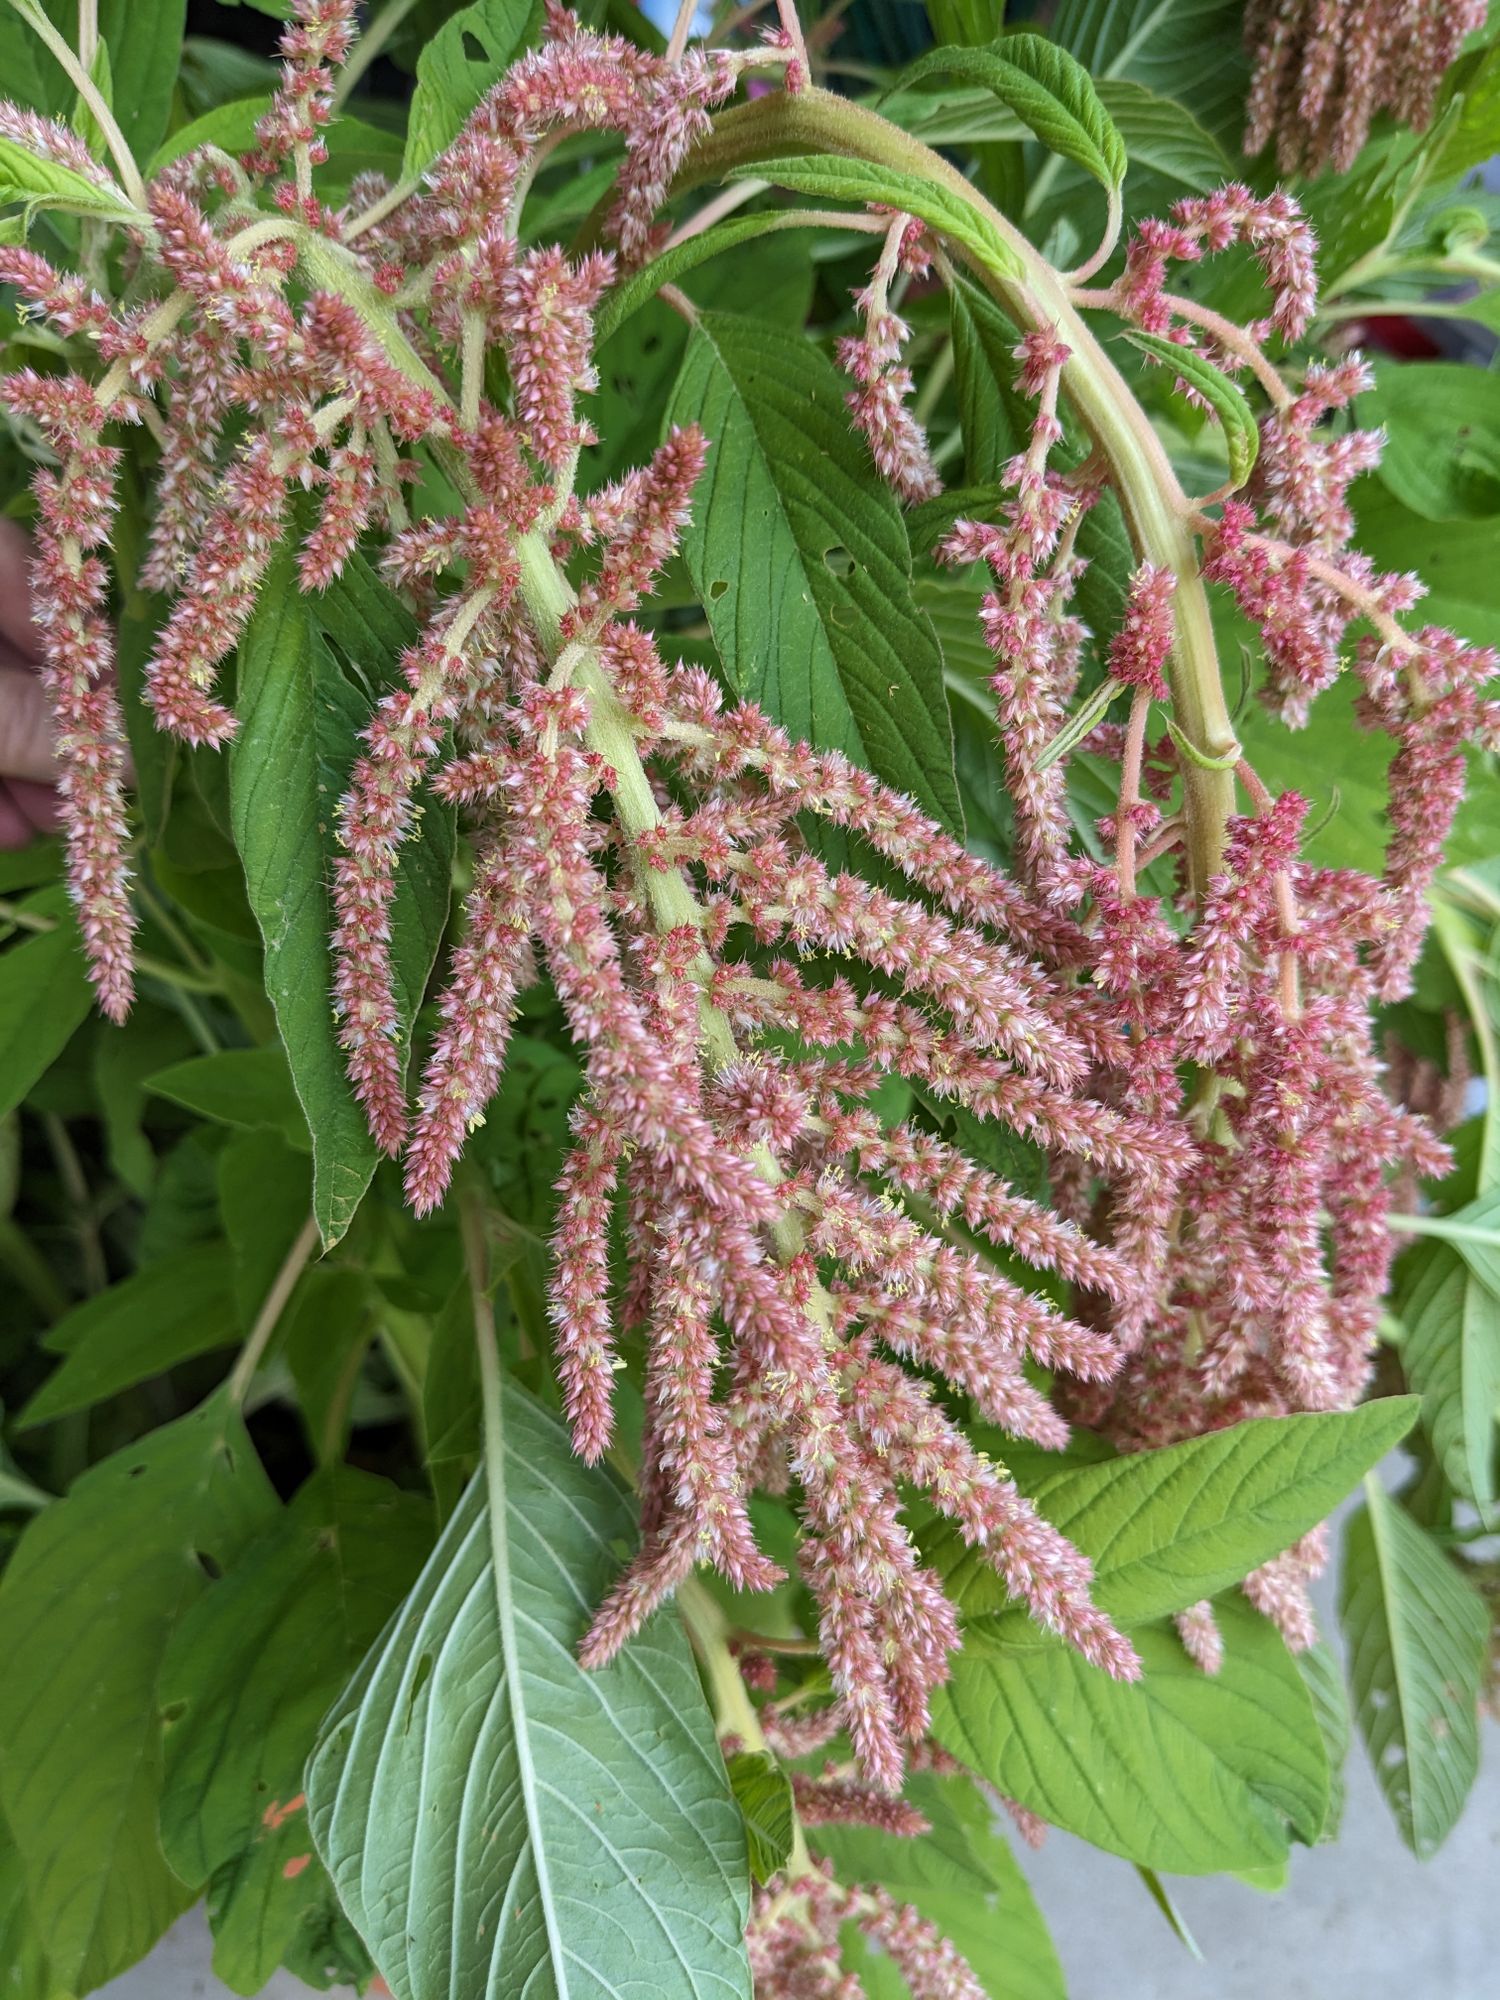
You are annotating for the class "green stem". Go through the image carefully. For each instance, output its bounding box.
[678,88,1238,893]
[333,0,421,109]
[12,0,146,208]
[226,1215,320,1404]
[0,898,223,994]
[678,1576,815,1878]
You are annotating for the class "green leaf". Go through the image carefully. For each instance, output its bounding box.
[1351,481,1500,655]
[283,1265,375,1466]
[150,98,401,188]
[159,1468,431,1993]
[1126,331,1259,491]
[1362,361,1500,521]
[932,1595,1328,1873]
[306,1373,752,2000]
[667,312,960,828]
[725,1752,795,1886]
[0,1397,277,1992]
[0,888,93,1120]
[812,1770,1065,2000]
[947,277,1025,486]
[230,541,450,1247]
[469,1033,581,1229]
[934,1400,1420,1626]
[218,1126,314,1329]
[93,1004,198,1196]
[894,36,1126,191]
[403,0,543,174]
[69,35,113,162]
[729,155,1023,281]
[146,1043,312,1149]
[17,1244,237,1429]
[1098,78,1230,193]
[1430,38,1500,184]
[0,131,138,222]
[1049,0,1248,149]
[88,0,185,163]
[1297,1641,1351,1843]
[594,211,834,349]
[1401,1240,1500,1518]
[0,1824,57,2000]
[1340,1478,1489,1858]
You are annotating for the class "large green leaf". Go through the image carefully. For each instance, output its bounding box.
[933,1400,1419,1626]
[811,1771,1065,2000]
[1400,1240,1500,1518]
[1048,0,1248,149]
[217,1126,314,1329]
[306,1372,752,2000]
[0,1398,277,1992]
[1340,1478,1490,1858]
[159,1468,432,1995]
[1363,362,1500,521]
[0,132,138,223]
[1297,1641,1351,1844]
[0,888,93,1120]
[667,312,960,829]
[91,0,185,162]
[931,1596,1328,1874]
[947,277,1024,486]
[1352,481,1500,654]
[17,1244,237,1429]
[0,1825,57,2000]
[230,542,451,1247]
[894,36,1126,191]
[403,0,542,174]
[146,1045,312,1151]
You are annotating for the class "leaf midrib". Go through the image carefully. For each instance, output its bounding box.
[481,1369,571,1998]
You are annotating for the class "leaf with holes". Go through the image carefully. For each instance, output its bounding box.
[159,1468,432,1994]
[893,36,1126,191]
[667,312,959,829]
[1340,1477,1489,1858]
[403,0,543,174]
[0,1397,277,1993]
[929,1400,1419,1626]
[306,1371,752,2000]
[1126,331,1259,491]
[932,1595,1327,1873]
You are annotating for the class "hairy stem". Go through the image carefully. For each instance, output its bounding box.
[677,87,1239,894]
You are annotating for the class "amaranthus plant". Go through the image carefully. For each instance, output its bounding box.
[1,2,1498,1996]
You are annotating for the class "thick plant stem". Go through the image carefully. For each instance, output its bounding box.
[678,88,1240,895]
[679,1575,816,1880]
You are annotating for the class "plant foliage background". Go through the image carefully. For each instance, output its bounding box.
[0,1,1496,1996]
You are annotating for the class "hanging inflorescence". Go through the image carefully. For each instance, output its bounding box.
[1244,0,1487,176]
[3,0,1496,1895]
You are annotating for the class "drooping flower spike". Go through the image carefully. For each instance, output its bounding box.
[3,0,1492,1887]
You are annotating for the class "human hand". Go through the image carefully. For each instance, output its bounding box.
[0,517,60,849]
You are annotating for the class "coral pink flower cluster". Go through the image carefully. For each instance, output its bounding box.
[4,0,1497,1932]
